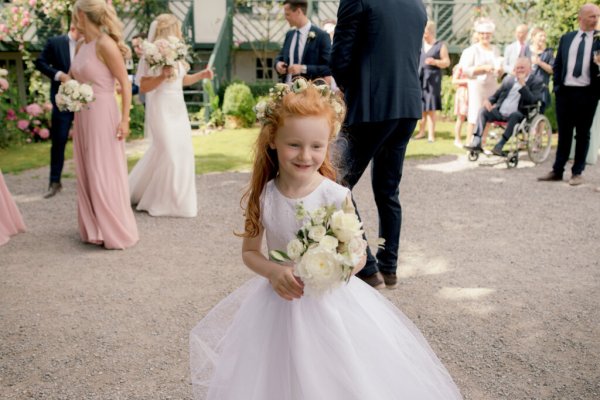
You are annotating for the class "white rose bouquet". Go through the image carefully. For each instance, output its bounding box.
[55,79,94,112]
[142,36,188,79]
[269,200,369,296]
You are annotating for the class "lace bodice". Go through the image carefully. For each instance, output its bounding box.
[260,178,350,252]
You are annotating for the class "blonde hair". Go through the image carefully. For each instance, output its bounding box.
[425,20,436,36]
[73,0,129,58]
[239,83,346,238]
[153,14,183,41]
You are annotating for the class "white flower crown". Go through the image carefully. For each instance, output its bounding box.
[254,77,345,132]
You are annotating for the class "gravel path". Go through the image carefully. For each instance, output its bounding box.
[1,149,600,399]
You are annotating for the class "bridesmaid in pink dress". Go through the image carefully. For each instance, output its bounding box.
[0,171,26,246]
[70,0,138,249]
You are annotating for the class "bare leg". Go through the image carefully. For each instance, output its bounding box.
[426,111,436,142]
[414,113,426,139]
[465,122,475,146]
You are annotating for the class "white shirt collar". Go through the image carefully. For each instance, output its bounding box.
[297,22,311,35]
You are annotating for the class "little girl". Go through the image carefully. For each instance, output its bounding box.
[452,64,469,148]
[189,79,462,399]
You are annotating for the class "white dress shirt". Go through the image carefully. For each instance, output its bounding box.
[564,30,594,87]
[503,40,529,76]
[286,22,312,83]
[54,32,77,82]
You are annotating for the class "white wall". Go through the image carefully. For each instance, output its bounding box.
[194,0,226,43]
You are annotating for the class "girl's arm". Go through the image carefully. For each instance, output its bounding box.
[182,67,214,87]
[98,36,131,140]
[242,227,304,301]
[139,65,173,93]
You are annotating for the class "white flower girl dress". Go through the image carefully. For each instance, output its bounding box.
[189,178,462,400]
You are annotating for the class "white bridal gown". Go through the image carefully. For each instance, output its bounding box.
[129,62,197,217]
[189,178,463,400]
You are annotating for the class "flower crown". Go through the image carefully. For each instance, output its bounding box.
[254,78,345,132]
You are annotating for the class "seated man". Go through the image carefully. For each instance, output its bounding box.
[465,57,544,156]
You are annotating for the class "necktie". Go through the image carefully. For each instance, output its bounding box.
[519,44,525,57]
[573,33,586,78]
[293,30,300,66]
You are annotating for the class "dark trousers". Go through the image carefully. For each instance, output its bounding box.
[473,107,524,146]
[49,109,74,184]
[553,86,599,176]
[340,118,417,277]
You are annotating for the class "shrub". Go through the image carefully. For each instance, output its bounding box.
[222,82,256,128]
[128,103,145,140]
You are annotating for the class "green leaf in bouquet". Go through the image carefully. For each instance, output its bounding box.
[269,250,291,263]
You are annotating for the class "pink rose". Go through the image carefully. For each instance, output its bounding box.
[17,119,30,131]
[0,78,8,91]
[6,109,17,120]
[38,128,50,139]
[43,102,53,111]
[29,0,36,6]
[25,103,43,117]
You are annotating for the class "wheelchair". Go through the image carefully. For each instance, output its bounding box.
[467,102,553,168]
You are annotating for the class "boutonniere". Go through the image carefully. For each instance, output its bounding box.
[308,31,316,41]
[594,32,600,41]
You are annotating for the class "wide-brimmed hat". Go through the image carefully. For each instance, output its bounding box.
[474,19,495,33]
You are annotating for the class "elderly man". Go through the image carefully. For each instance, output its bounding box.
[465,57,544,156]
[274,0,331,83]
[503,24,530,76]
[539,3,600,186]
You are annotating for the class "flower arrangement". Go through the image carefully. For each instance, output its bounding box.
[55,80,94,112]
[142,36,188,77]
[269,200,369,295]
[254,77,345,133]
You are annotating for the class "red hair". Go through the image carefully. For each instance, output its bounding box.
[238,85,345,238]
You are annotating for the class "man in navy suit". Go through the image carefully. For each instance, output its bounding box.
[274,0,331,83]
[539,3,600,186]
[35,25,79,198]
[331,0,427,289]
[465,57,544,156]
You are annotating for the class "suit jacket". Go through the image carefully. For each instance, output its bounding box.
[553,30,600,99]
[503,40,531,75]
[274,25,331,82]
[35,35,71,107]
[331,0,427,125]
[489,74,545,114]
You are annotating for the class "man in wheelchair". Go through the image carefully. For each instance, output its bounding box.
[464,57,545,156]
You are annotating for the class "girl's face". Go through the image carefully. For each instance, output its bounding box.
[271,115,330,185]
[534,32,546,48]
[74,10,86,37]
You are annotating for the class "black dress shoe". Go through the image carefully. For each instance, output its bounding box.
[537,171,563,182]
[43,182,62,198]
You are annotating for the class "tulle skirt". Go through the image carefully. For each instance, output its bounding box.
[190,276,462,400]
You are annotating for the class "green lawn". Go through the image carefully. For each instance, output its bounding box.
[0,121,476,175]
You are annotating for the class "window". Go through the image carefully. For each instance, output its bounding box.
[256,57,273,81]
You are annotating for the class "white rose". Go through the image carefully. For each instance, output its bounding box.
[311,207,327,225]
[78,84,94,102]
[319,235,338,252]
[330,210,363,243]
[308,225,326,242]
[346,236,367,265]
[0,68,8,77]
[294,246,344,294]
[286,238,305,261]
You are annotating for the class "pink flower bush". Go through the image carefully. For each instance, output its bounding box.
[25,103,43,117]
[38,128,50,139]
[17,119,30,130]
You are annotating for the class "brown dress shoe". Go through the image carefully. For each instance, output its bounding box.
[358,272,385,290]
[381,272,398,289]
[537,171,563,182]
[43,182,62,199]
[568,174,583,186]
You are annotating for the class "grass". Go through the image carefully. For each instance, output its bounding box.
[0,120,490,175]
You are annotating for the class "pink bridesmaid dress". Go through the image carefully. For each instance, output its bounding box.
[0,171,26,246]
[70,38,138,249]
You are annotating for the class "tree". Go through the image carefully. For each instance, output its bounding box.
[533,0,591,48]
